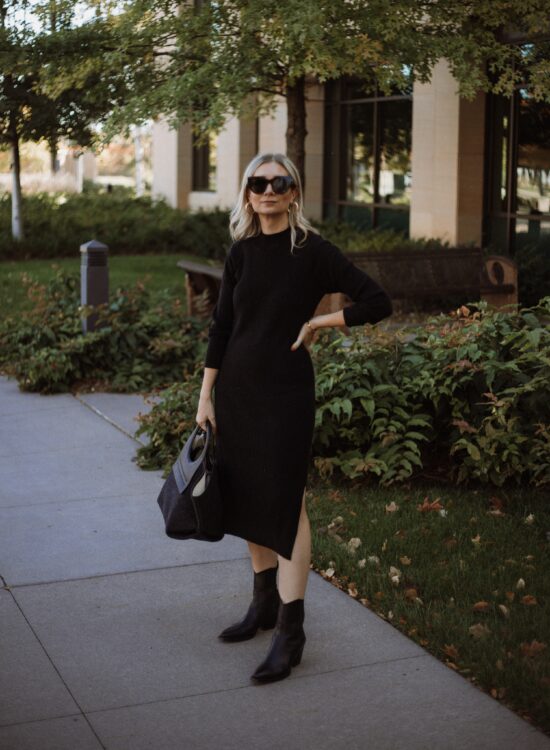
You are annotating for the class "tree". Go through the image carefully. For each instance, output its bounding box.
[0,0,135,240]
[52,0,550,192]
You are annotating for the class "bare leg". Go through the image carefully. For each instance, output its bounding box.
[277,488,311,603]
[247,541,278,573]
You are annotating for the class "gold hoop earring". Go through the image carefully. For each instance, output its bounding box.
[245,201,253,211]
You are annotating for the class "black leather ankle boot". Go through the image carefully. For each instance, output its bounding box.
[218,564,280,642]
[251,597,306,683]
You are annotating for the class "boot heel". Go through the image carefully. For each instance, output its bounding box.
[291,641,305,666]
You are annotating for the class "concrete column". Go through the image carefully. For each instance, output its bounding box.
[258,95,287,153]
[238,113,259,183]
[151,116,192,209]
[304,81,325,220]
[410,59,485,245]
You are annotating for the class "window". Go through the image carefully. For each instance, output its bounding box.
[323,76,412,233]
[192,131,217,192]
[484,52,550,255]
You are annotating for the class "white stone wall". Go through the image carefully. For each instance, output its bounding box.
[151,117,192,209]
[410,59,485,245]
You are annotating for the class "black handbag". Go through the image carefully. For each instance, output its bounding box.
[156,421,224,542]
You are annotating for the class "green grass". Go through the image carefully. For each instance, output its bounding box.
[306,474,550,735]
[0,253,207,320]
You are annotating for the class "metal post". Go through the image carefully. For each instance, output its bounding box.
[80,240,109,334]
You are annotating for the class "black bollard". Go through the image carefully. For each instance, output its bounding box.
[80,240,109,334]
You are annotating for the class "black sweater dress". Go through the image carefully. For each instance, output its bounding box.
[204,226,392,560]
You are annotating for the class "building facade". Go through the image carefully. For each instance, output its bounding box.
[152,60,550,256]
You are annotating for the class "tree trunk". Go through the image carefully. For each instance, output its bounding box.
[9,112,23,241]
[49,135,59,175]
[285,75,307,193]
[133,125,144,197]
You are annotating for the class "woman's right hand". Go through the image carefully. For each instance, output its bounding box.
[196,395,217,435]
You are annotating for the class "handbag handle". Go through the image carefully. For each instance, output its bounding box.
[172,421,213,494]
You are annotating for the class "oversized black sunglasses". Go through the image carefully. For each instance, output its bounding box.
[247,175,296,195]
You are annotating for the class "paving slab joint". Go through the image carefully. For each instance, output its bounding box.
[72,394,146,447]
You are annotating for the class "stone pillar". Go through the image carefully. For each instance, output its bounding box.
[304,81,325,220]
[410,59,486,245]
[151,116,192,209]
[258,95,287,153]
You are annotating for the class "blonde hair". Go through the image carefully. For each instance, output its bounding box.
[229,152,319,254]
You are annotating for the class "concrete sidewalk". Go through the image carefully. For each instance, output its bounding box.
[1,373,548,750]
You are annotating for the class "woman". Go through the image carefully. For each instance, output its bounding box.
[195,152,392,684]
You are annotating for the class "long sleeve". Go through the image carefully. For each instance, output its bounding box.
[204,243,240,369]
[318,240,393,326]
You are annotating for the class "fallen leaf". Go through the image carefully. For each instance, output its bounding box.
[443,644,460,661]
[471,534,481,545]
[521,595,538,606]
[520,640,547,658]
[505,591,515,602]
[374,591,384,600]
[389,566,401,585]
[357,558,366,568]
[417,496,444,512]
[325,567,335,578]
[385,501,399,513]
[524,514,535,525]
[516,578,526,590]
[473,601,491,612]
[498,605,510,619]
[400,555,412,565]
[368,555,380,565]
[469,623,491,639]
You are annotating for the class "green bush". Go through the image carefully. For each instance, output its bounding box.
[135,377,203,472]
[311,297,550,488]
[313,220,457,254]
[0,192,231,261]
[2,265,547,487]
[0,269,206,392]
